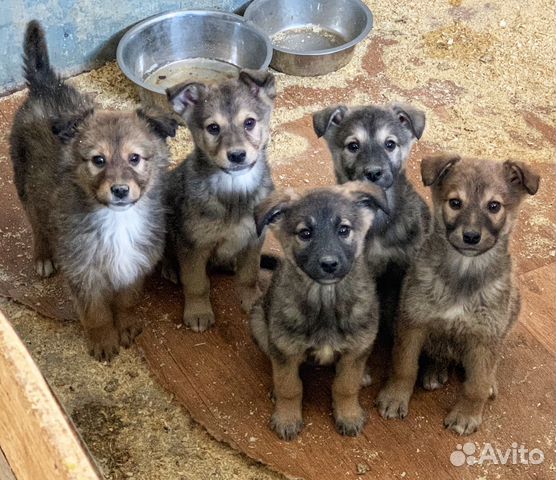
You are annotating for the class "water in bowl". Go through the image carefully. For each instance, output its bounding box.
[271,24,347,52]
[144,58,239,89]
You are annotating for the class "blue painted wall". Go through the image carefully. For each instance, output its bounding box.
[0,0,250,94]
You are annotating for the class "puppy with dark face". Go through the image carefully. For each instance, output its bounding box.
[376,153,539,435]
[313,104,431,329]
[250,182,389,440]
[10,21,177,360]
[164,70,275,331]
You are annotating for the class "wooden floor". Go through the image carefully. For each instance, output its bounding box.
[0,98,553,479]
[0,1,554,477]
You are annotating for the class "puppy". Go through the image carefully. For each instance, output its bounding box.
[376,153,539,435]
[313,104,430,327]
[10,21,177,360]
[164,70,275,331]
[250,182,389,440]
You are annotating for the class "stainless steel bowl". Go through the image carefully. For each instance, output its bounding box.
[244,0,373,76]
[117,10,273,109]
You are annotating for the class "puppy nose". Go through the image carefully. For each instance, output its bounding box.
[320,256,339,274]
[227,150,246,164]
[463,231,481,245]
[365,167,382,183]
[111,184,129,199]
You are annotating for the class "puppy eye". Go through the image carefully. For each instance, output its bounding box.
[244,118,256,131]
[91,155,106,167]
[346,141,360,153]
[385,140,396,151]
[488,201,502,213]
[129,153,141,166]
[297,228,312,241]
[338,225,351,238]
[206,123,220,136]
[449,198,462,210]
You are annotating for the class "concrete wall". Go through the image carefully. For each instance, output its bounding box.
[0,0,250,94]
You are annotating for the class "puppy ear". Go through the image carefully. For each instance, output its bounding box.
[312,106,348,138]
[391,103,426,139]
[421,153,461,186]
[239,69,276,103]
[504,160,540,195]
[51,109,93,144]
[255,190,297,237]
[166,82,207,117]
[342,181,389,215]
[137,108,178,139]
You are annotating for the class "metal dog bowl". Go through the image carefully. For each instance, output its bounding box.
[244,0,373,76]
[117,9,273,109]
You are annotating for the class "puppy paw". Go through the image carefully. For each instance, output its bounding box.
[361,371,373,387]
[88,326,120,362]
[35,258,56,278]
[183,301,215,332]
[375,384,411,420]
[444,404,482,435]
[161,264,178,284]
[335,408,368,437]
[422,363,448,391]
[239,285,262,314]
[271,413,303,441]
[489,382,498,400]
[119,324,142,348]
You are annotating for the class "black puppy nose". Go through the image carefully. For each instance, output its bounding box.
[111,184,129,199]
[463,231,481,245]
[365,167,382,183]
[320,256,339,274]
[227,150,246,164]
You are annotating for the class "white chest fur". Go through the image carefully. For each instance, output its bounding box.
[312,344,336,365]
[89,206,153,288]
[209,160,264,197]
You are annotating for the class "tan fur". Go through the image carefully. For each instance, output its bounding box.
[376,154,540,434]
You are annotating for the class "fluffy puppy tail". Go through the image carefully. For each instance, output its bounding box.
[23,20,58,95]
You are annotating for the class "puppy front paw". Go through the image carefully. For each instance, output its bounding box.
[422,362,448,391]
[271,412,303,441]
[161,264,178,284]
[361,371,373,387]
[183,300,215,332]
[444,402,483,435]
[239,285,262,314]
[375,383,411,420]
[119,323,142,348]
[35,258,56,278]
[87,326,120,362]
[335,408,368,436]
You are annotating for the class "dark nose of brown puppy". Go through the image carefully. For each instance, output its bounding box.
[320,256,339,274]
[365,167,383,183]
[227,150,246,164]
[111,184,130,199]
[463,230,481,245]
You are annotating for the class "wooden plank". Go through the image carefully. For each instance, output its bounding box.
[0,448,16,480]
[0,311,101,480]
[518,264,556,354]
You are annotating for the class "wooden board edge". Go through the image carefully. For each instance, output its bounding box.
[0,309,101,480]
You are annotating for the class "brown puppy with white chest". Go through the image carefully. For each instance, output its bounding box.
[10,21,177,360]
[251,182,388,440]
[376,153,539,435]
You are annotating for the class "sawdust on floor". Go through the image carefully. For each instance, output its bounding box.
[0,297,284,480]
